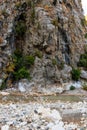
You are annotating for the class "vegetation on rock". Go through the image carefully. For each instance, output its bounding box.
[78,46,87,68]
[83,83,87,91]
[71,68,81,81]
[70,85,76,90]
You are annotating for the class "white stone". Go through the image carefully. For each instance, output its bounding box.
[1,125,9,130]
[52,124,65,130]
[50,109,62,121]
[81,70,87,80]
[18,82,26,92]
[47,122,54,128]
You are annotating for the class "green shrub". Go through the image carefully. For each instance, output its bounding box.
[11,50,35,81]
[26,0,32,7]
[59,62,64,69]
[15,2,21,9]
[1,50,35,89]
[52,59,57,65]
[24,55,35,65]
[82,83,87,91]
[70,85,76,90]
[13,49,22,58]
[15,21,26,37]
[78,53,87,68]
[71,68,81,81]
[1,9,9,17]
[35,50,43,58]
[81,18,87,26]
[0,80,6,90]
[13,67,30,80]
[12,50,24,70]
[85,33,87,39]
[52,19,58,27]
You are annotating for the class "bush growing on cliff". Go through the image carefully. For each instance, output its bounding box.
[81,18,87,26]
[15,21,26,37]
[4,50,35,83]
[1,9,9,17]
[13,50,35,80]
[71,68,81,81]
[13,67,30,80]
[15,2,21,10]
[82,83,87,91]
[52,59,57,65]
[24,55,35,66]
[85,33,87,39]
[0,80,6,90]
[52,19,58,27]
[70,85,76,90]
[35,50,43,58]
[78,53,87,68]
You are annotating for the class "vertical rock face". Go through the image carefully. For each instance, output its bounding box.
[23,0,86,85]
[0,0,86,87]
[0,0,17,80]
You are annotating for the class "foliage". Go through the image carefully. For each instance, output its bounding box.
[52,58,64,69]
[71,68,81,81]
[78,53,87,68]
[26,0,32,7]
[52,59,57,65]
[12,50,35,81]
[59,62,64,69]
[15,21,26,37]
[0,80,6,90]
[35,50,43,58]
[1,9,9,17]
[4,50,35,82]
[81,18,87,26]
[83,83,87,91]
[13,67,30,80]
[5,63,15,73]
[85,33,87,39]
[15,2,21,9]
[24,55,35,66]
[70,85,76,90]
[52,19,58,27]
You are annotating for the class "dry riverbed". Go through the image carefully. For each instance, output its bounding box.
[0,89,87,130]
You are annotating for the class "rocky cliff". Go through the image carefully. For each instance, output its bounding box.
[0,0,87,90]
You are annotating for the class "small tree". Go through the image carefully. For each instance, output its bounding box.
[71,68,81,81]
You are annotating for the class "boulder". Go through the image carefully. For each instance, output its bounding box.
[81,70,87,80]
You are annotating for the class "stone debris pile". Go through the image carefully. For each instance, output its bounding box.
[0,101,87,130]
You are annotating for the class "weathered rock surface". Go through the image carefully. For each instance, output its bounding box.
[23,0,86,86]
[81,70,87,80]
[0,0,86,91]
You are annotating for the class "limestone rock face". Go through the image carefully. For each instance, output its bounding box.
[0,0,86,88]
[24,0,86,85]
